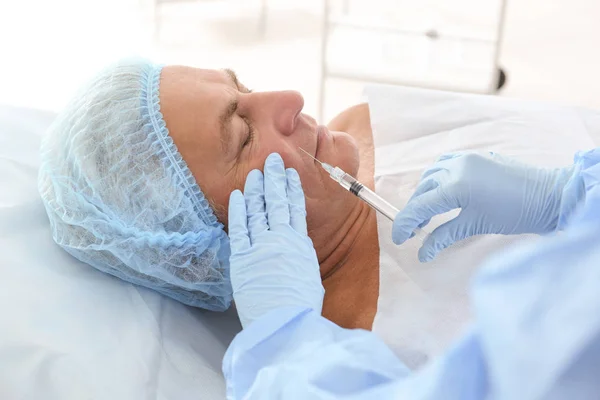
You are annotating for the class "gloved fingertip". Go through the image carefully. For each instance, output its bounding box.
[392,218,411,245]
[419,254,435,263]
[419,230,443,262]
[247,169,264,179]
[265,152,284,168]
[417,245,431,263]
[393,233,411,245]
[230,189,243,198]
[229,190,245,209]
[244,169,264,193]
[285,168,301,183]
[392,228,409,245]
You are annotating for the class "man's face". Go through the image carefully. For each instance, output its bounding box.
[159,65,360,232]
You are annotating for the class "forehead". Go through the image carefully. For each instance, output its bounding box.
[158,64,236,178]
[158,65,233,143]
[162,65,229,84]
[160,65,232,106]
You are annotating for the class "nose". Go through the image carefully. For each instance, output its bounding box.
[246,90,304,136]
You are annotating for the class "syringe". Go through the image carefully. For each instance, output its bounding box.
[299,148,428,242]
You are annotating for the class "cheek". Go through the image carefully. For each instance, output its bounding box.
[292,161,341,209]
[252,149,325,203]
[195,173,240,228]
[241,146,327,200]
[248,145,301,175]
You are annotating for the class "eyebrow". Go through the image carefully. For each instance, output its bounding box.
[219,98,237,154]
[219,68,244,154]
[223,68,240,88]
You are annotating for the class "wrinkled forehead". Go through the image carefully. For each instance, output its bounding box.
[158,65,233,147]
[159,65,232,110]
[157,65,237,207]
[161,65,230,86]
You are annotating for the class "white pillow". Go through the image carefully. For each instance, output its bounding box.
[366,84,600,365]
[366,85,600,174]
[0,105,241,400]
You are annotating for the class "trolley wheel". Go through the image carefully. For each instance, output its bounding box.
[496,67,507,91]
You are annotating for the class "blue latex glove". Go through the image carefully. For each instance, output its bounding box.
[393,152,579,262]
[228,153,325,328]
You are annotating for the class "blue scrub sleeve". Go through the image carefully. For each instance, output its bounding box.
[558,148,600,228]
[223,306,411,399]
[223,148,600,400]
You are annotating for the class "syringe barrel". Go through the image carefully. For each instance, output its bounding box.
[331,170,428,242]
[333,172,399,221]
[355,183,400,222]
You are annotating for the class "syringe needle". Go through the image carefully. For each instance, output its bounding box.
[298,147,324,166]
[298,146,427,242]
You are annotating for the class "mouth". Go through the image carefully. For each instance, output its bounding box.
[315,125,327,159]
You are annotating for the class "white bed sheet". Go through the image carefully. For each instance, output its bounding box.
[2,89,599,398]
[0,105,241,400]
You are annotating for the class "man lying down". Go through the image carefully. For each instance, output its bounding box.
[38,58,524,368]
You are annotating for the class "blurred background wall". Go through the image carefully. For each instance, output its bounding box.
[0,0,598,122]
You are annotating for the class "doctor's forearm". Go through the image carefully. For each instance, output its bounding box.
[222,306,410,399]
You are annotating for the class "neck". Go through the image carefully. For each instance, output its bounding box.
[314,198,374,280]
[312,198,380,330]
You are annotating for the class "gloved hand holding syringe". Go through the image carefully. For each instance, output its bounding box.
[299,148,428,242]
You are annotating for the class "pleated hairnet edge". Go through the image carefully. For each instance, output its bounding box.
[142,62,223,230]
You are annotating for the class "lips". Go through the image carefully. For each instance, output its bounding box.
[315,125,327,158]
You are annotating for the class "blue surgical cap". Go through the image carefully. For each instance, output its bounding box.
[38,58,232,311]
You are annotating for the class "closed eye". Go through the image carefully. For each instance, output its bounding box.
[242,117,254,148]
